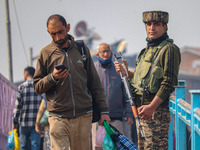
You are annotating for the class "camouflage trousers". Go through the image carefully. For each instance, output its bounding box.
[137,106,170,150]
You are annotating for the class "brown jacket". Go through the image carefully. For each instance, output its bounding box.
[33,35,108,118]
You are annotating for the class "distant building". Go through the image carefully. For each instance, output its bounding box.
[179,46,200,101]
[180,46,200,75]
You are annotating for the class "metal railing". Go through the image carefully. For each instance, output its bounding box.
[168,80,200,150]
[0,73,17,150]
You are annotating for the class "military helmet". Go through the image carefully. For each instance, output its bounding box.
[142,10,169,24]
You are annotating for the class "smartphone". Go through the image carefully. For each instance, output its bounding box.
[55,64,67,71]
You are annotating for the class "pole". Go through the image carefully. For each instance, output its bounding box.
[29,47,33,66]
[5,0,13,82]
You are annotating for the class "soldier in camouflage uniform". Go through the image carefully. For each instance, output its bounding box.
[114,10,181,150]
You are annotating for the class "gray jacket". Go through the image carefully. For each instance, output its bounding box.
[95,61,133,119]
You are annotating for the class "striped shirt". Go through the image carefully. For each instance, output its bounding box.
[13,79,43,127]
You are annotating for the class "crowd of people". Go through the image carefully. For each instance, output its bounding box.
[12,10,180,150]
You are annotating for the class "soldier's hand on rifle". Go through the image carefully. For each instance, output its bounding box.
[114,61,126,76]
[139,96,163,120]
[138,104,154,120]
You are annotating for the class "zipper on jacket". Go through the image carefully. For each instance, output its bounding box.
[66,52,76,118]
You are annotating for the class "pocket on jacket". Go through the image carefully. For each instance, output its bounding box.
[138,61,151,79]
[148,66,163,93]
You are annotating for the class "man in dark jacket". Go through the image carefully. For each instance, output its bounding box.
[33,14,110,150]
[92,43,134,149]
[95,43,133,131]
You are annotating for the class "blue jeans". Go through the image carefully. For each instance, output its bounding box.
[19,126,41,150]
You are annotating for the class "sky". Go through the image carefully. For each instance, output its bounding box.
[1,0,200,82]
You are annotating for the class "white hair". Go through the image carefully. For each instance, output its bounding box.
[96,43,110,53]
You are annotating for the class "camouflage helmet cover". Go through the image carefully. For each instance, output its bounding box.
[142,11,169,24]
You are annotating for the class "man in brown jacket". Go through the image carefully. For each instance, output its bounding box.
[33,14,110,150]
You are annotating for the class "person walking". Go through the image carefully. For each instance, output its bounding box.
[35,96,51,150]
[13,67,43,150]
[33,14,110,150]
[92,43,135,149]
[95,43,133,133]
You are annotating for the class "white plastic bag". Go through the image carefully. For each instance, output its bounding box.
[95,125,106,147]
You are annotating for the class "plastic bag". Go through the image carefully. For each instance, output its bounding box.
[115,134,139,150]
[14,129,20,150]
[39,110,49,126]
[7,130,15,149]
[95,125,106,147]
[103,121,139,150]
[102,133,117,150]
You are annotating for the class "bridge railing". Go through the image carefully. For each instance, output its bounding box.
[168,80,200,150]
[0,73,17,150]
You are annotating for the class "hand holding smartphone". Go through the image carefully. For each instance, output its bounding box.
[53,64,68,81]
[55,64,67,71]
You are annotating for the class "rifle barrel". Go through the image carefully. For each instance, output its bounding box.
[114,53,145,141]
[136,117,146,141]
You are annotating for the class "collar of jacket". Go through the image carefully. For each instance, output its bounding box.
[99,61,113,68]
[146,32,169,47]
[49,34,76,56]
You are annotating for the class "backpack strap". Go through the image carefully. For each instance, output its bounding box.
[75,40,87,70]
[75,40,101,123]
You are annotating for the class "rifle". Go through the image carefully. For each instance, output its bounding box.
[114,52,145,141]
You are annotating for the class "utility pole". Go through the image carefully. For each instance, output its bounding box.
[29,47,39,66]
[5,0,13,82]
